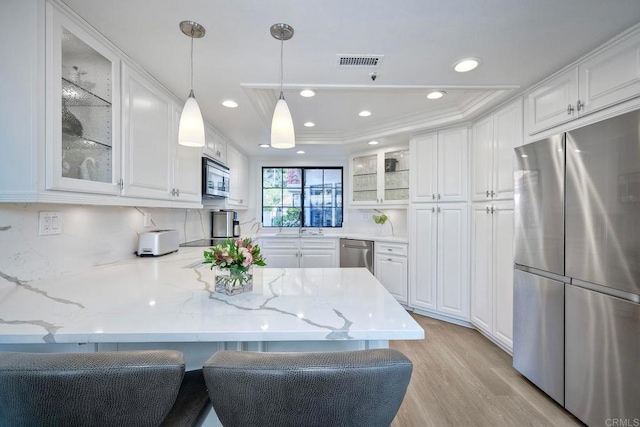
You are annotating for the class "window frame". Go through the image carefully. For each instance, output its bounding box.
[261,166,343,228]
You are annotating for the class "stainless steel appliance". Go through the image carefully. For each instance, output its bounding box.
[137,229,179,256]
[339,239,374,274]
[211,211,235,238]
[514,110,640,426]
[202,156,229,199]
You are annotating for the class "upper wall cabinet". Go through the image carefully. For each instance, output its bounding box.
[204,124,227,165]
[526,29,640,135]
[471,98,523,202]
[226,143,249,209]
[350,147,410,207]
[410,126,468,203]
[46,3,121,195]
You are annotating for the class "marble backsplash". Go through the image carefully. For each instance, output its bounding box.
[0,204,407,285]
[0,203,212,283]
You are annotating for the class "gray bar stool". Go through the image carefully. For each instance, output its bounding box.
[0,350,211,427]
[202,348,413,427]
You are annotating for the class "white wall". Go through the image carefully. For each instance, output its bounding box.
[0,203,212,282]
[347,208,407,237]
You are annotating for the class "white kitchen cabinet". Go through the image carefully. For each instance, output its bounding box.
[350,147,410,207]
[121,66,200,203]
[410,204,469,321]
[526,29,640,135]
[204,124,227,165]
[410,126,468,203]
[259,238,338,268]
[471,98,523,202]
[470,201,514,351]
[375,243,408,304]
[46,3,122,195]
[121,64,172,200]
[172,105,202,203]
[226,144,249,209]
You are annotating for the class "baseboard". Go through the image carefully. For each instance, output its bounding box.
[411,308,474,328]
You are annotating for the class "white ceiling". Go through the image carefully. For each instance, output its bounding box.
[62,0,640,157]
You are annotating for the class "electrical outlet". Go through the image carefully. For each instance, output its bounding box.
[39,212,62,236]
[143,213,152,228]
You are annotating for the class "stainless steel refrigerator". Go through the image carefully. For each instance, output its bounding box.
[513,110,640,426]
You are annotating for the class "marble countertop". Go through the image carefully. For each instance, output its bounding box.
[0,248,423,344]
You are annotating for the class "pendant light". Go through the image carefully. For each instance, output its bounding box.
[178,21,206,147]
[270,23,295,149]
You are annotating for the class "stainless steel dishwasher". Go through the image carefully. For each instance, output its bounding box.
[339,239,374,274]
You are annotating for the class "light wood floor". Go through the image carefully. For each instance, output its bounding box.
[390,312,583,427]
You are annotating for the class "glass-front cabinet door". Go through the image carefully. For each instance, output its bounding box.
[383,149,410,201]
[352,154,378,203]
[351,148,410,206]
[46,4,121,194]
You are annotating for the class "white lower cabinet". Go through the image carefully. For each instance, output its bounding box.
[470,201,515,351]
[375,243,408,304]
[410,204,469,321]
[259,238,338,268]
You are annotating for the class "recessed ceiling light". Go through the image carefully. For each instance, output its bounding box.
[221,100,238,108]
[427,90,446,100]
[359,110,372,117]
[303,122,315,127]
[453,58,481,72]
[368,141,379,145]
[300,89,315,97]
[521,154,528,158]
[259,144,270,148]
[297,150,305,154]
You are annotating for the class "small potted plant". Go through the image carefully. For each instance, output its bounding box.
[372,213,388,235]
[203,237,266,296]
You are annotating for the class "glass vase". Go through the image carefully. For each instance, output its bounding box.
[214,265,254,296]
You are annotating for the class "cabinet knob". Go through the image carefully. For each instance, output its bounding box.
[567,104,575,115]
[432,207,435,213]
[387,258,393,261]
[387,248,392,251]
[486,207,490,214]
[432,194,435,200]
[176,189,180,197]
[486,190,490,198]
[576,100,584,112]
[437,207,441,213]
[490,190,495,198]
[437,194,441,200]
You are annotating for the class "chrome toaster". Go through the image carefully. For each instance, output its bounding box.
[137,229,179,257]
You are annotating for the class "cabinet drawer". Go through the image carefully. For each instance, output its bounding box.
[259,238,299,250]
[300,238,337,250]
[375,243,407,257]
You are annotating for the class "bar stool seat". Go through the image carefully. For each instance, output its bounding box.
[0,350,211,427]
[202,348,413,427]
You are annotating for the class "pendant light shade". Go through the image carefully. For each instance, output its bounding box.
[179,90,205,147]
[271,94,295,149]
[178,21,206,148]
[270,23,295,149]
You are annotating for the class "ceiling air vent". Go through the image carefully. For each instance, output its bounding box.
[336,54,384,68]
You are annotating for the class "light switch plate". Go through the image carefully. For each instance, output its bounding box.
[39,212,61,236]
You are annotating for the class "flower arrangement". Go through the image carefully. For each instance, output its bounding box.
[203,238,266,290]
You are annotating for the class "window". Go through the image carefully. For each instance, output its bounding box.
[262,167,343,228]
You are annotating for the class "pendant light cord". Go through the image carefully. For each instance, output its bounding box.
[190,29,194,91]
[280,35,284,95]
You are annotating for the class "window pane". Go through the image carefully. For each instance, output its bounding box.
[262,208,281,227]
[324,169,341,185]
[282,189,302,207]
[263,188,282,207]
[263,168,282,188]
[283,168,302,188]
[304,169,323,186]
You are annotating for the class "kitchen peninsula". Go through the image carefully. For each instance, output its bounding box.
[0,248,423,369]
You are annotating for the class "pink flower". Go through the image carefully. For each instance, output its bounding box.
[236,238,244,247]
[240,247,253,267]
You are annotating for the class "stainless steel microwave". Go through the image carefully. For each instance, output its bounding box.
[202,156,230,199]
